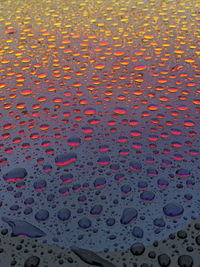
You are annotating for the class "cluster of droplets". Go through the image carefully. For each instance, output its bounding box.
[1,111,199,251]
[0,0,199,254]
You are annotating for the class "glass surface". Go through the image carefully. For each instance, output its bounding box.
[0,0,199,266]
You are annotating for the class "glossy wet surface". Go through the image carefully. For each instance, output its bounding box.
[0,0,199,265]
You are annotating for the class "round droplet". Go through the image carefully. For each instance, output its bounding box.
[90,205,103,215]
[97,156,110,165]
[57,208,71,221]
[140,191,155,201]
[147,168,158,176]
[24,256,40,267]
[67,137,81,147]
[177,230,187,239]
[130,242,145,256]
[138,181,148,189]
[154,218,166,227]
[24,197,34,205]
[78,217,92,229]
[157,179,169,188]
[33,179,47,191]
[163,203,184,217]
[121,184,132,194]
[178,255,193,267]
[132,226,143,238]
[129,162,142,171]
[35,209,49,221]
[176,169,191,178]
[158,254,171,266]
[106,218,115,227]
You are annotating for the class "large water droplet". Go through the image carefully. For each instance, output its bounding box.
[163,203,184,217]
[3,168,27,182]
[120,207,138,224]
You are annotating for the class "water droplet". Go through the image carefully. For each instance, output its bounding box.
[57,208,71,221]
[163,203,184,217]
[120,208,138,224]
[3,168,27,182]
[55,153,77,166]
